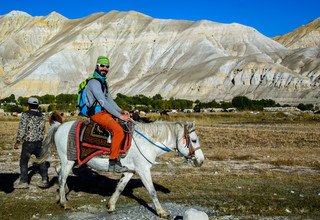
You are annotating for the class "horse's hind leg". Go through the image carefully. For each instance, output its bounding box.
[55,165,61,203]
[107,172,134,212]
[58,160,74,209]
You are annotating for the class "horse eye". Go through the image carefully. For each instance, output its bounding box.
[191,139,197,143]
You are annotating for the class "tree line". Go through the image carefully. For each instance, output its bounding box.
[0,93,317,113]
[0,94,77,113]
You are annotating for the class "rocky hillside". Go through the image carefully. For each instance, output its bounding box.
[273,18,320,49]
[0,11,319,104]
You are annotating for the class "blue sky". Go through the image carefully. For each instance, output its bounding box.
[1,0,319,37]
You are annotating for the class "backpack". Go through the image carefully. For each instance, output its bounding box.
[77,76,106,117]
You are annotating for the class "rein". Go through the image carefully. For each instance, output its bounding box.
[134,128,190,159]
[133,129,175,153]
[123,121,198,164]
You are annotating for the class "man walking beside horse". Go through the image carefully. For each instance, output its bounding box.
[14,97,49,189]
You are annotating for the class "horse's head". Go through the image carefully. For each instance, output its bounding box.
[176,121,205,167]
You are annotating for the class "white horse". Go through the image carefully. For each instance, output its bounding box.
[40,113,205,218]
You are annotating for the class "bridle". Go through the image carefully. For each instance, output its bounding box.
[129,121,201,163]
[178,125,201,159]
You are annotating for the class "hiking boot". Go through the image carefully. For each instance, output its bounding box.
[14,181,29,189]
[108,160,129,173]
[38,179,50,188]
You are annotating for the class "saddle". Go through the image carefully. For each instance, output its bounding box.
[72,120,133,166]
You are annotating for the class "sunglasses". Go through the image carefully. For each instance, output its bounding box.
[98,64,109,68]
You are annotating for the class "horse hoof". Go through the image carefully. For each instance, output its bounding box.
[158,210,170,219]
[106,204,115,213]
[60,202,72,210]
[64,204,72,210]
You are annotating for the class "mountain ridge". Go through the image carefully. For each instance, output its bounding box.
[273,18,320,49]
[0,11,319,104]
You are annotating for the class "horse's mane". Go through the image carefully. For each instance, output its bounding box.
[49,111,63,125]
[135,121,183,142]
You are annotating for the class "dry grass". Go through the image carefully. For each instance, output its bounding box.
[0,112,319,219]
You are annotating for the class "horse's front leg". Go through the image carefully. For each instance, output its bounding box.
[107,172,134,212]
[137,169,170,218]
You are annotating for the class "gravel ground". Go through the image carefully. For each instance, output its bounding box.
[40,202,215,220]
[38,203,295,220]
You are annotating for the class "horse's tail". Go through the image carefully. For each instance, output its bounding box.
[36,112,63,163]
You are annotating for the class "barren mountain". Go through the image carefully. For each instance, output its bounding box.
[0,10,319,104]
[273,18,320,49]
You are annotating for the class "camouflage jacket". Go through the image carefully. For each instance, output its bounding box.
[15,109,46,143]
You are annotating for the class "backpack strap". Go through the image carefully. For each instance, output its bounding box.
[87,78,107,116]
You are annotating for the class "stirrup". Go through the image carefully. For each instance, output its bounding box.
[108,163,129,173]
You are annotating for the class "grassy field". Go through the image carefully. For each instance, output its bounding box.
[0,111,319,219]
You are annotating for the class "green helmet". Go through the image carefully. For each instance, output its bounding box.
[97,56,110,65]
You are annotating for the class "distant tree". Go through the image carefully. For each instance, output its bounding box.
[116,93,128,100]
[5,104,23,113]
[150,99,162,110]
[261,99,277,107]
[54,94,77,111]
[208,100,220,108]
[305,104,314,111]
[115,93,131,110]
[116,99,132,110]
[135,94,150,106]
[1,94,16,104]
[196,99,220,109]
[40,94,56,104]
[47,104,56,112]
[152,94,163,100]
[173,99,192,109]
[18,97,28,106]
[232,96,252,110]
[220,101,233,109]
[297,103,314,111]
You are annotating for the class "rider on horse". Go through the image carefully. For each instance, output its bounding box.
[85,56,131,173]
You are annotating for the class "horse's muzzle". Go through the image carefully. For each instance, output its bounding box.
[189,156,204,167]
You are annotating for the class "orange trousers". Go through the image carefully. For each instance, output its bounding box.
[90,110,124,160]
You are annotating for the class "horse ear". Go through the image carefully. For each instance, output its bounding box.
[187,121,196,131]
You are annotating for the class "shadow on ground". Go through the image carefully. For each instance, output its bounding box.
[67,165,171,214]
[0,164,171,215]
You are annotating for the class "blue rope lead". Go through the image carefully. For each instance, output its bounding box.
[134,129,173,152]
[133,128,188,159]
